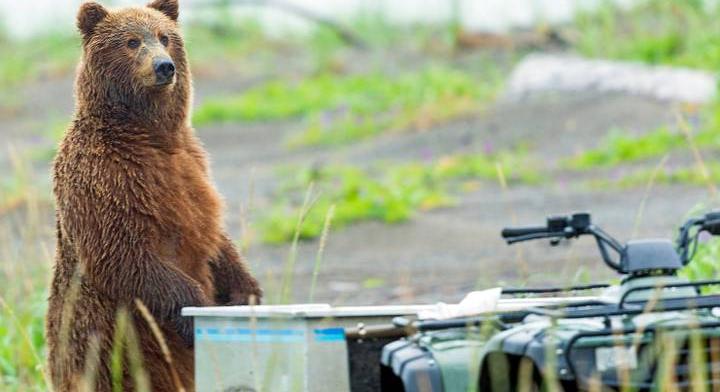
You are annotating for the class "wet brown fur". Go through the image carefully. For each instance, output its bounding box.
[46,1,262,391]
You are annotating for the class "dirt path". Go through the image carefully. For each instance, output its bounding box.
[200,91,710,305]
[1,60,712,306]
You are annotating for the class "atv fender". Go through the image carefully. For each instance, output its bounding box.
[481,320,574,386]
[380,339,444,391]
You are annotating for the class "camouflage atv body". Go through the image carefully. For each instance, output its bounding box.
[379,213,720,391]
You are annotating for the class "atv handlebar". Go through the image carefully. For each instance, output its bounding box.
[502,213,593,241]
[503,210,720,272]
[501,212,623,272]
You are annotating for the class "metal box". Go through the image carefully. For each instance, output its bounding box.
[182,304,437,392]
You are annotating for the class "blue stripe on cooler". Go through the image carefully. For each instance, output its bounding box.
[194,327,346,343]
[313,328,345,342]
[195,327,305,343]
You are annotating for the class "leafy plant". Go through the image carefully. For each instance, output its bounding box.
[680,204,720,285]
[258,150,541,244]
[194,67,500,146]
[569,100,720,170]
[568,127,683,169]
[683,234,720,283]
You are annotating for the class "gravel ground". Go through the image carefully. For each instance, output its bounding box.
[0,54,713,306]
[210,91,710,305]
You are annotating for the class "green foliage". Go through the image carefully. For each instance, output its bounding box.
[569,101,720,170]
[596,163,720,189]
[259,150,541,244]
[0,155,52,391]
[0,33,78,93]
[575,0,720,69]
[0,293,48,391]
[259,165,452,244]
[194,67,499,146]
[683,236,720,283]
[568,127,683,168]
[681,204,720,285]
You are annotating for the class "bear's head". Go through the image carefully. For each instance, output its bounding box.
[75,0,190,125]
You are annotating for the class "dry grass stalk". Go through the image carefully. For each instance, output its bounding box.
[309,204,335,302]
[676,112,718,199]
[631,154,669,239]
[134,299,186,392]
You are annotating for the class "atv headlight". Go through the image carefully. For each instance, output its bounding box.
[594,346,638,372]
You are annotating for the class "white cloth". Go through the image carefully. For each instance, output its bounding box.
[417,287,502,320]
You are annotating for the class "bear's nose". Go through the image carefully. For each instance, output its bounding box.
[153,59,175,84]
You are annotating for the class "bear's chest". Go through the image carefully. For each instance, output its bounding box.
[152,149,224,290]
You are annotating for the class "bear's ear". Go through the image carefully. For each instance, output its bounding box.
[77,2,109,38]
[148,0,179,22]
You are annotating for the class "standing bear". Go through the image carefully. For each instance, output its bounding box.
[46,0,262,391]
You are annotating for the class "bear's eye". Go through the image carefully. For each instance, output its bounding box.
[159,35,169,47]
[128,39,141,49]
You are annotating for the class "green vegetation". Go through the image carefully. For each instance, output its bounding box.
[568,126,683,169]
[569,0,720,171]
[195,67,499,146]
[0,31,78,94]
[0,157,52,391]
[0,292,48,391]
[591,163,720,189]
[575,0,720,69]
[681,204,720,284]
[568,102,720,170]
[683,234,720,283]
[259,150,541,244]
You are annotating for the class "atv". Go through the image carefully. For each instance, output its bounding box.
[380,211,720,391]
[184,211,720,392]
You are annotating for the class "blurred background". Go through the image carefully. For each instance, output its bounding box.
[2,0,720,389]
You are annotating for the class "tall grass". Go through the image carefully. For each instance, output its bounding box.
[0,153,53,391]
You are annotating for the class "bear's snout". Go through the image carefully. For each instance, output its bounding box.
[153,58,176,85]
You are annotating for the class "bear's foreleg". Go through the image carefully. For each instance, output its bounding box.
[62,197,212,348]
[209,236,262,305]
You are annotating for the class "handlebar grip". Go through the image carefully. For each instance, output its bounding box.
[703,219,720,235]
[501,226,549,238]
[702,212,720,235]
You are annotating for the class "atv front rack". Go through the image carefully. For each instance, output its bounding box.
[526,293,720,323]
[618,279,720,308]
[393,291,720,335]
[502,283,610,296]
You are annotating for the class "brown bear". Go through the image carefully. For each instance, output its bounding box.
[46,1,262,391]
